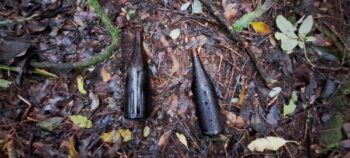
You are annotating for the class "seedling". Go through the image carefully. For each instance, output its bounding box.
[275,15,315,54]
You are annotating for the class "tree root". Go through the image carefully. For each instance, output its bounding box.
[199,0,273,88]
[30,0,121,71]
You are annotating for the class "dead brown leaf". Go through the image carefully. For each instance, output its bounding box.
[222,110,246,128]
[224,3,238,23]
[101,66,111,82]
[158,130,172,150]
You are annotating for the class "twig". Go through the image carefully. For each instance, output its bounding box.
[199,0,273,88]
[30,0,121,70]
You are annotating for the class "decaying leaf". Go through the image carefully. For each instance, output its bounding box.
[251,22,271,35]
[100,130,121,143]
[224,3,238,23]
[101,66,111,82]
[69,115,92,128]
[169,28,181,40]
[222,110,246,128]
[143,126,150,137]
[176,132,189,150]
[37,117,64,131]
[0,79,12,88]
[68,136,79,158]
[118,129,132,142]
[248,136,297,152]
[283,91,298,116]
[76,75,87,95]
[158,130,172,149]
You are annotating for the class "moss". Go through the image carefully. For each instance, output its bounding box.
[319,113,344,148]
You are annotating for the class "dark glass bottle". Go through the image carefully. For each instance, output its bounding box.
[191,49,223,135]
[125,30,150,119]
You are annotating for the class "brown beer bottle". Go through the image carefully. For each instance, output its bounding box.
[125,30,150,119]
[191,49,223,135]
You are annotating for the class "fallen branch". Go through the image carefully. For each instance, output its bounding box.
[199,0,274,88]
[30,0,121,70]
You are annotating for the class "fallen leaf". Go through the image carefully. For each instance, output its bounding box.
[89,91,100,110]
[237,82,248,106]
[224,3,238,23]
[169,28,181,40]
[69,115,92,128]
[248,136,297,152]
[0,79,12,88]
[222,110,246,128]
[0,39,30,64]
[232,0,272,31]
[283,91,298,116]
[68,136,79,158]
[180,2,191,11]
[118,129,132,142]
[100,130,121,143]
[158,130,172,149]
[192,0,202,14]
[251,22,271,35]
[176,132,189,150]
[268,87,282,97]
[37,117,64,131]
[33,68,58,78]
[101,66,111,82]
[76,75,87,95]
[143,126,150,137]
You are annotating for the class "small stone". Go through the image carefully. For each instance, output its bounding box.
[339,139,350,151]
[343,123,350,138]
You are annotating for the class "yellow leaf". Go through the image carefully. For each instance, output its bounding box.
[101,67,111,82]
[100,130,121,143]
[68,115,92,128]
[68,136,79,158]
[251,22,272,36]
[118,129,132,142]
[175,132,189,150]
[76,75,87,95]
[143,126,150,137]
[247,136,298,152]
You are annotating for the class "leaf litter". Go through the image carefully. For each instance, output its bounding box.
[0,0,349,157]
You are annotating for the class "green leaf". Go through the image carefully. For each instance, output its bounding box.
[69,115,92,128]
[232,12,255,31]
[180,2,191,11]
[298,15,313,38]
[169,28,181,40]
[37,117,64,131]
[283,91,298,116]
[76,75,87,95]
[280,37,298,53]
[0,79,11,88]
[298,41,305,49]
[33,68,58,78]
[192,0,202,14]
[274,32,287,40]
[305,36,316,42]
[276,15,298,38]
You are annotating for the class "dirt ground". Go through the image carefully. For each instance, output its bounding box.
[0,0,350,157]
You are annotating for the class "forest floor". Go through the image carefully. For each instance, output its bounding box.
[0,0,350,157]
